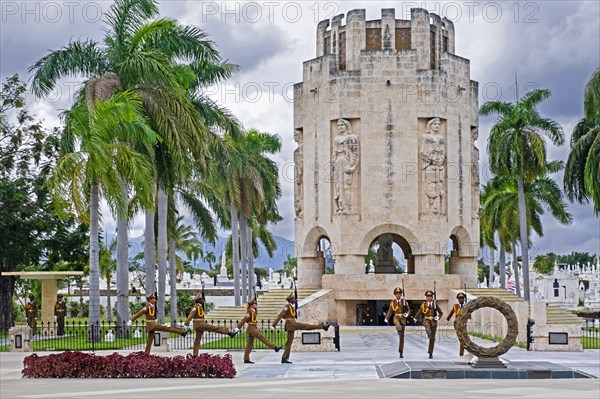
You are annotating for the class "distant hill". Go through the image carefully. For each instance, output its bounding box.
[114,233,295,272]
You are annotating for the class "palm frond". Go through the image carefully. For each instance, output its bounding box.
[29,40,107,96]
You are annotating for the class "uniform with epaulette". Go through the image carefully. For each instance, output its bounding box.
[446,292,466,356]
[25,294,37,332]
[413,289,443,359]
[272,292,331,364]
[128,292,188,354]
[237,299,282,363]
[54,294,67,336]
[184,293,237,357]
[384,287,411,358]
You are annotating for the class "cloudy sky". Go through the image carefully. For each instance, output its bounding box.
[1,0,599,260]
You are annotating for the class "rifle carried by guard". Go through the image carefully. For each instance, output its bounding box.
[402,279,409,317]
[433,281,438,319]
[293,278,298,319]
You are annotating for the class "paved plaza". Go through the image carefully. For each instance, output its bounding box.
[1,326,598,398]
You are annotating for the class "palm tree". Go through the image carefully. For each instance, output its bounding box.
[480,163,572,296]
[47,93,157,332]
[30,0,235,324]
[186,241,204,273]
[99,237,117,323]
[214,129,282,303]
[564,68,600,215]
[481,89,564,301]
[283,254,298,279]
[203,251,216,272]
[480,181,513,289]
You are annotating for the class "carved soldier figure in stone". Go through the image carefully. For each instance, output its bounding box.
[294,129,304,218]
[333,118,359,215]
[420,117,446,215]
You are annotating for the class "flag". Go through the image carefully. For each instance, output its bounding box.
[506,281,516,293]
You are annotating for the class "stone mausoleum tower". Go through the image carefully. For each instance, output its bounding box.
[294,8,480,325]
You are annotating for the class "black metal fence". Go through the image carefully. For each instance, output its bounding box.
[581,318,600,349]
[9,319,341,352]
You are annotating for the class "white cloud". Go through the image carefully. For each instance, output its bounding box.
[2,0,598,254]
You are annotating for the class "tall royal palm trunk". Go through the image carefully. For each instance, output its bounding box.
[247,224,255,299]
[488,246,495,288]
[89,184,101,340]
[169,238,178,325]
[499,241,506,289]
[106,276,112,323]
[513,241,521,297]
[230,203,241,306]
[239,213,248,304]
[144,209,156,295]
[517,175,530,301]
[116,179,129,335]
[157,187,168,322]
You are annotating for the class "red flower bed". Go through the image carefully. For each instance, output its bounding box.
[22,351,236,378]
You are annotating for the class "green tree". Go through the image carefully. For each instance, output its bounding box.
[99,237,117,323]
[203,251,216,272]
[47,93,156,332]
[0,75,88,332]
[185,239,204,272]
[213,129,282,305]
[283,255,298,279]
[481,89,564,302]
[558,251,597,267]
[481,164,572,295]
[30,0,233,325]
[533,253,557,275]
[564,68,600,214]
[167,216,202,323]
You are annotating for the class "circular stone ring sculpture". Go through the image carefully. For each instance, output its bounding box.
[455,296,518,358]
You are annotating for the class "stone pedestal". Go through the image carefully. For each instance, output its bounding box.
[291,327,337,352]
[375,262,395,274]
[9,326,32,352]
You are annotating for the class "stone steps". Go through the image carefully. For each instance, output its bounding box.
[458,288,583,325]
[546,307,585,325]
[456,288,525,302]
[206,289,320,322]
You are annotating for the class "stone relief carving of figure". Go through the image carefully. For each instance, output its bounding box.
[333,118,359,215]
[420,117,446,215]
[383,24,392,49]
[472,127,480,219]
[377,233,394,264]
[294,129,304,218]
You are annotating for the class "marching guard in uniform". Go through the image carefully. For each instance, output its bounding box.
[272,292,331,364]
[25,294,37,333]
[238,298,282,364]
[54,294,67,336]
[413,289,443,359]
[446,291,467,356]
[384,287,411,358]
[128,292,188,354]
[184,292,238,357]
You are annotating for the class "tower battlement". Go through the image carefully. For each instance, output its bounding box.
[316,8,455,71]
